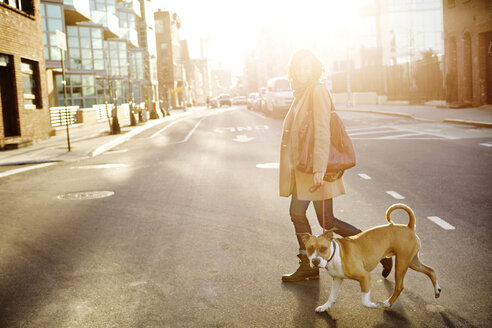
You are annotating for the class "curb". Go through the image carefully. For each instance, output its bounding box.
[337,108,492,128]
[442,119,492,128]
[88,110,192,157]
[336,108,416,119]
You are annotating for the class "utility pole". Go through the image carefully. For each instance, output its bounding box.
[56,30,71,151]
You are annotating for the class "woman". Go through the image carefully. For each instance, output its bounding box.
[279,49,392,282]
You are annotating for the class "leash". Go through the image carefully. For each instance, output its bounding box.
[322,182,325,233]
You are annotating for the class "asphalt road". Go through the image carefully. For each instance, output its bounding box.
[0,106,491,327]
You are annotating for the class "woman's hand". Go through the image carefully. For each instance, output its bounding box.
[314,172,325,186]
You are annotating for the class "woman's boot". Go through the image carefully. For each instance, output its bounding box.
[282,254,319,282]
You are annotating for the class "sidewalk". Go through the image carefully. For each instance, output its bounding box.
[337,104,492,128]
[0,107,200,166]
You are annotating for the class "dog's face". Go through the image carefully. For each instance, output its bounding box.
[298,230,335,268]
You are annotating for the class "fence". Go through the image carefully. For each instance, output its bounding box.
[49,106,79,127]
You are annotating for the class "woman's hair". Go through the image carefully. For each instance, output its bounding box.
[287,48,324,83]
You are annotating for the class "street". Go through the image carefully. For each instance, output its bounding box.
[1,105,491,327]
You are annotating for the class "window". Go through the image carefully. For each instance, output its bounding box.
[21,59,42,109]
[2,0,34,15]
[41,3,64,61]
[155,19,164,33]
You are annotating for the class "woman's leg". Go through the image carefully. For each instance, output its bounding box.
[282,187,319,282]
[289,187,313,250]
[313,198,362,237]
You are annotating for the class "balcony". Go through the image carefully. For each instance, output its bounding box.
[119,27,139,47]
[63,0,91,24]
[119,0,141,18]
[91,10,120,39]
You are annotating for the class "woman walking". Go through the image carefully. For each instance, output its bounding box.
[279,49,392,282]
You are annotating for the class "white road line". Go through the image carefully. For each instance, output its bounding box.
[178,119,202,143]
[348,129,396,136]
[0,162,57,178]
[480,143,492,147]
[150,120,179,139]
[377,132,424,139]
[386,191,405,199]
[346,126,390,132]
[358,173,372,180]
[427,216,456,230]
[394,127,459,140]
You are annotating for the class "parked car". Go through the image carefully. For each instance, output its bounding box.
[247,92,258,110]
[210,98,219,108]
[218,94,232,107]
[255,87,267,112]
[232,96,247,105]
[264,76,294,118]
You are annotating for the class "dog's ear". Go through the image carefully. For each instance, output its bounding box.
[323,228,337,239]
[297,233,312,244]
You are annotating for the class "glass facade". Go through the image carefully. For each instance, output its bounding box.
[67,25,104,71]
[387,0,443,63]
[41,3,64,61]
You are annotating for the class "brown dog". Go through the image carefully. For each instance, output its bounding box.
[298,203,441,311]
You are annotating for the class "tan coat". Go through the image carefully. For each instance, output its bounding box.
[279,84,345,201]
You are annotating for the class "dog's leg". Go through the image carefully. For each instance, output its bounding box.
[383,257,409,307]
[409,253,441,298]
[358,273,379,308]
[316,278,343,312]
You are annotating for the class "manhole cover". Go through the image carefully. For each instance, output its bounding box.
[58,191,115,200]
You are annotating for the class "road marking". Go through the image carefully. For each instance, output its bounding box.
[71,164,126,169]
[0,162,57,178]
[346,126,389,132]
[358,173,372,180]
[256,163,279,169]
[150,120,179,139]
[233,134,255,142]
[480,142,492,147]
[386,191,405,199]
[348,129,396,136]
[214,125,269,134]
[178,119,202,143]
[378,132,424,139]
[427,216,455,230]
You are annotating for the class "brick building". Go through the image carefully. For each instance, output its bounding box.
[443,0,492,106]
[154,10,183,108]
[0,0,51,148]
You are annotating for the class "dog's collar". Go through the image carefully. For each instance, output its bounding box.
[326,240,337,264]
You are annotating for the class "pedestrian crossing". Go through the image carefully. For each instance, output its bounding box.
[346,125,460,140]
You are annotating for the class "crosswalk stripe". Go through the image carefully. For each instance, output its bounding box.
[386,191,405,199]
[427,216,456,230]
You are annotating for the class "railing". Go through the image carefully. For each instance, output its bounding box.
[50,106,79,127]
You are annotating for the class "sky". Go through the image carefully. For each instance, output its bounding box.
[152,0,361,75]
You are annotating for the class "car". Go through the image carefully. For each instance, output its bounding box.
[218,94,232,107]
[264,76,294,118]
[247,92,258,110]
[210,98,218,108]
[233,96,247,105]
[254,87,267,112]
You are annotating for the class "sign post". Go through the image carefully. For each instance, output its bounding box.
[56,30,71,151]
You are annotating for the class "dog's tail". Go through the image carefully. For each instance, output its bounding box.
[385,203,416,230]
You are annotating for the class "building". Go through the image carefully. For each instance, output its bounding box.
[443,0,492,106]
[154,10,184,108]
[1,0,51,148]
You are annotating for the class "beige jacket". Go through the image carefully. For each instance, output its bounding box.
[279,84,345,201]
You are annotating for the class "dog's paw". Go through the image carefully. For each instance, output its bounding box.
[315,304,331,312]
[382,300,392,308]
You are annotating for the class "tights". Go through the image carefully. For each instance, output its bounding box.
[289,186,362,251]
